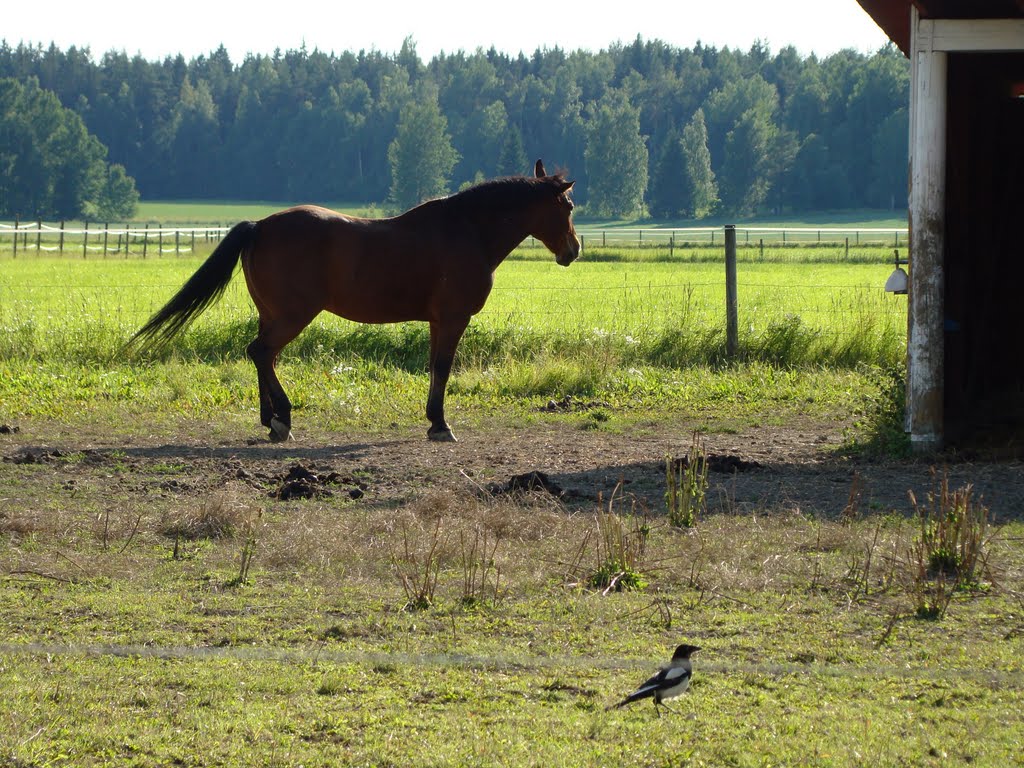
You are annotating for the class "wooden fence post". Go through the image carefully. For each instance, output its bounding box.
[82,221,89,258]
[725,225,738,359]
[59,221,65,255]
[36,219,41,254]
[143,223,149,259]
[12,216,18,259]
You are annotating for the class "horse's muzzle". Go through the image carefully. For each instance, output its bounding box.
[556,234,582,266]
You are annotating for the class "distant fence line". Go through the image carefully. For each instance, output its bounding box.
[0,221,908,258]
[0,221,228,258]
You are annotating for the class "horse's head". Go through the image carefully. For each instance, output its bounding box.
[532,159,581,267]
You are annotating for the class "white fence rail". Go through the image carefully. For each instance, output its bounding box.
[0,221,229,257]
[576,226,907,249]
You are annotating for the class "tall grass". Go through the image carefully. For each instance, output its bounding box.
[0,251,906,371]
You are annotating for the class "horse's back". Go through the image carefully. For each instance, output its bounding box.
[244,205,450,324]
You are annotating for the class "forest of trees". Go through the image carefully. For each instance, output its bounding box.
[0,36,910,220]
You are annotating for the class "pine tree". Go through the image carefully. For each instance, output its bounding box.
[648,128,687,219]
[498,126,528,177]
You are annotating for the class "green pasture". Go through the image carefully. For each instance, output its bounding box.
[0,244,907,443]
[134,200,381,224]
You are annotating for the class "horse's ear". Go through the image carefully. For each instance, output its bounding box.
[560,180,575,193]
[535,159,546,178]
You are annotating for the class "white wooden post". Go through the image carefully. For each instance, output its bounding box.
[907,11,947,453]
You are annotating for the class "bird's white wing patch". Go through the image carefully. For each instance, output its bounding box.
[662,667,688,682]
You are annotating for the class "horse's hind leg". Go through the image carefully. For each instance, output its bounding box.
[246,315,313,442]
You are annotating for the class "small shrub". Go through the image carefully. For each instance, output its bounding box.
[391,517,447,611]
[846,362,910,456]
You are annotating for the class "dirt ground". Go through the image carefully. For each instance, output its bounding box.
[3,415,1023,522]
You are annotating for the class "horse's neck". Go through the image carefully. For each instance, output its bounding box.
[477,206,534,271]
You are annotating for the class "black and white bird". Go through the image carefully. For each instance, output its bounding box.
[609,644,701,716]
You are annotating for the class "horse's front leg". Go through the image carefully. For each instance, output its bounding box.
[426,317,470,442]
[247,331,275,431]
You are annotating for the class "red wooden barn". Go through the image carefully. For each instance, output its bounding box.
[856,1,1024,453]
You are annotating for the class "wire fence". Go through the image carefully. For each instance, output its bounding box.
[0,221,909,259]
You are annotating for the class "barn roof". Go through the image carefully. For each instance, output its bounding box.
[855,0,1024,54]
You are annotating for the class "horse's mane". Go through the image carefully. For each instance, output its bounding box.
[411,174,568,218]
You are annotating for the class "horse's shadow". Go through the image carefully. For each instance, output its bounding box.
[111,441,382,463]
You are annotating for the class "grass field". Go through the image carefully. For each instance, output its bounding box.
[0,246,906,368]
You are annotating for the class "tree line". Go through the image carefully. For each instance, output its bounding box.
[0,37,909,220]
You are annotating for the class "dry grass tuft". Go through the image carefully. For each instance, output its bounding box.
[159,485,257,541]
[0,510,47,538]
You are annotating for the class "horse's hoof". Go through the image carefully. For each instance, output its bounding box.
[269,418,294,442]
[427,427,457,443]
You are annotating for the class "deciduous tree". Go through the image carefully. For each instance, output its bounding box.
[387,89,459,210]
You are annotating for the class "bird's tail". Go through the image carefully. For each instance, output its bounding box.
[606,690,652,710]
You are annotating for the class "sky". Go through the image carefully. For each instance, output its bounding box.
[6,0,892,63]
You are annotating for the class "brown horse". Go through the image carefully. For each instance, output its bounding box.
[128,160,580,442]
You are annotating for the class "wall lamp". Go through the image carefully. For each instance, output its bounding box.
[884,248,908,295]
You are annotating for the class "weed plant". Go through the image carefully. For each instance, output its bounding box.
[904,471,992,619]
[910,472,990,583]
[666,432,709,528]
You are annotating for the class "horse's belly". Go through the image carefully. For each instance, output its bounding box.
[325,291,429,325]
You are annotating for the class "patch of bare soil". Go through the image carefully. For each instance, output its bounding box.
[3,418,1023,521]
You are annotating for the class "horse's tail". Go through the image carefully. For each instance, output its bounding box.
[126,220,258,354]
